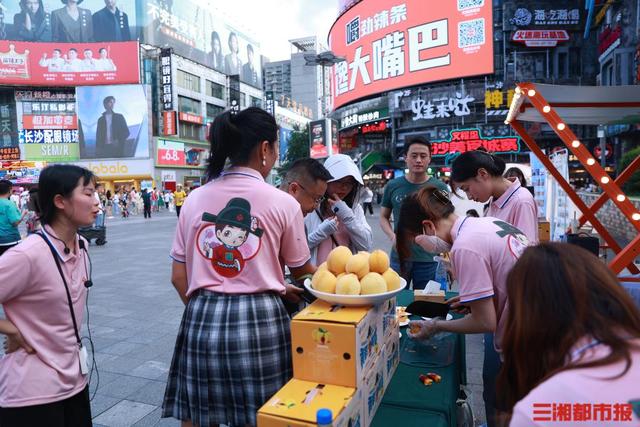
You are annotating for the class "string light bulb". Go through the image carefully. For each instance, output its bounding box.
[571,140,580,148]
[617,195,626,202]
[601,176,610,184]
[557,123,566,130]
[543,105,551,113]
[633,213,640,221]
[527,89,536,97]
[586,158,595,166]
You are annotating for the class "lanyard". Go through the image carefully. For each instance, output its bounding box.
[37,233,82,348]
[456,216,471,238]
[570,340,602,361]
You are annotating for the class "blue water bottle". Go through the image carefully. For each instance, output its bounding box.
[316,408,333,427]
[434,258,449,291]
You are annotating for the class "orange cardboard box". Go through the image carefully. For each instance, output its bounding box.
[361,352,386,427]
[291,300,382,388]
[382,340,400,390]
[257,379,361,427]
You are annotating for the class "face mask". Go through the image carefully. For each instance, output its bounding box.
[415,224,452,254]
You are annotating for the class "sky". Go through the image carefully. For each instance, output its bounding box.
[215,0,340,61]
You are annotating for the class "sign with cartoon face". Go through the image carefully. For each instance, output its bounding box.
[196,198,263,278]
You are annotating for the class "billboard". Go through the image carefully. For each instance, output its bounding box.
[0,0,137,43]
[76,84,149,159]
[141,0,263,88]
[0,40,140,86]
[329,0,494,109]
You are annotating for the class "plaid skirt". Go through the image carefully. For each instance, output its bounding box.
[162,290,292,427]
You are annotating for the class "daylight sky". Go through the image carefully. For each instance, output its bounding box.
[215,0,340,61]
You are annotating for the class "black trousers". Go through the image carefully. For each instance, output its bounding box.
[0,386,91,427]
[176,205,182,217]
[363,202,373,215]
[144,203,152,218]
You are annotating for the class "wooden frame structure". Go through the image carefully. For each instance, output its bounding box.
[505,83,640,276]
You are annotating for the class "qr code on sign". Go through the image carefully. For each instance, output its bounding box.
[458,0,484,10]
[458,18,485,48]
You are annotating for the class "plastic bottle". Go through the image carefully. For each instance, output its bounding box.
[434,258,449,291]
[316,408,333,427]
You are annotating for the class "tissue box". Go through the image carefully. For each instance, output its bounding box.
[414,289,445,303]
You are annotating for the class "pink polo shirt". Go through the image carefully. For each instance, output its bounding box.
[0,227,89,407]
[450,216,530,352]
[511,338,640,426]
[487,179,539,244]
[171,167,311,296]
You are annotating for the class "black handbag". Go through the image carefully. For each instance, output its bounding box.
[565,233,600,256]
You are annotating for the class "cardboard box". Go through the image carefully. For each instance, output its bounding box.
[382,340,400,389]
[361,352,386,427]
[376,296,397,342]
[292,300,382,388]
[538,221,550,242]
[257,379,361,427]
[414,289,446,303]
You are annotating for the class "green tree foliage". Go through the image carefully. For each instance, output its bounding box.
[618,146,640,196]
[279,125,310,174]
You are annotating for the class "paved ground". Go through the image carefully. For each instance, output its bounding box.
[6,203,487,426]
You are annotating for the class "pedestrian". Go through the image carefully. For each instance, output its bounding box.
[399,186,531,426]
[112,191,120,217]
[25,188,42,235]
[134,188,143,216]
[156,189,164,211]
[151,187,158,212]
[163,190,171,210]
[380,136,448,289]
[173,184,186,217]
[162,107,314,427]
[120,191,129,218]
[105,190,113,218]
[142,188,152,219]
[305,154,372,265]
[9,189,20,208]
[361,185,374,215]
[0,180,27,256]
[168,191,175,213]
[0,164,98,427]
[94,184,105,227]
[498,243,640,426]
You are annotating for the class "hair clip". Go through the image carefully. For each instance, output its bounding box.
[431,189,450,205]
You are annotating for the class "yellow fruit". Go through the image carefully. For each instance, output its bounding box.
[337,272,347,279]
[382,269,402,291]
[335,273,361,295]
[326,246,352,274]
[358,251,371,256]
[345,253,370,279]
[312,270,337,294]
[317,262,328,272]
[369,250,390,274]
[360,272,387,295]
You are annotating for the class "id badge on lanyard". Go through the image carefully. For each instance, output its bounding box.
[79,344,89,375]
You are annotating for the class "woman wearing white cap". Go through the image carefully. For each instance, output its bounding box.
[305,154,373,264]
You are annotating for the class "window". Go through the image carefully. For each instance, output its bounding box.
[179,122,203,141]
[240,92,246,108]
[206,103,223,120]
[569,48,581,78]
[207,80,225,99]
[557,52,568,78]
[178,95,201,115]
[177,69,201,92]
[250,96,262,108]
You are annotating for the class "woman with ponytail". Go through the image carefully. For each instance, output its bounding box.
[162,107,315,427]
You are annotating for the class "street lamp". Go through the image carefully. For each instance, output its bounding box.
[304,51,346,118]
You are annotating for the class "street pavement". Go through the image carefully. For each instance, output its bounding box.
[6,203,487,426]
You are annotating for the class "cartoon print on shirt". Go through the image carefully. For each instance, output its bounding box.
[196,198,264,278]
[493,220,530,258]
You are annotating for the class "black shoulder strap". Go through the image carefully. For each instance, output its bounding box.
[36,233,82,347]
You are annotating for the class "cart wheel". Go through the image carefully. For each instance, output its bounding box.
[96,238,106,246]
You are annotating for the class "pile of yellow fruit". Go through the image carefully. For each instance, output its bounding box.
[311,246,402,295]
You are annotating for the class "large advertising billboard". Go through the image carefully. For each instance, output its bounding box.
[329,0,494,109]
[141,0,263,88]
[0,40,140,86]
[76,84,149,159]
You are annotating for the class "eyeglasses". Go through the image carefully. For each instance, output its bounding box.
[297,182,325,205]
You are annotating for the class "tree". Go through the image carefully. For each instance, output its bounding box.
[618,146,640,196]
[278,125,310,174]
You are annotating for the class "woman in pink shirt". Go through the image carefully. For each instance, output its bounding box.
[451,150,539,426]
[0,164,99,427]
[162,108,315,427]
[397,186,531,427]
[499,243,640,426]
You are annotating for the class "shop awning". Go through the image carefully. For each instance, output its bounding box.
[505,82,640,276]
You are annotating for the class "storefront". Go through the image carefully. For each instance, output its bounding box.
[72,158,154,192]
[153,137,208,191]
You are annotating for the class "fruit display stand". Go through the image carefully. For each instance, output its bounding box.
[372,289,466,427]
[504,83,640,279]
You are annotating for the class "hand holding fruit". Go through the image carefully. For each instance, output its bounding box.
[407,319,439,340]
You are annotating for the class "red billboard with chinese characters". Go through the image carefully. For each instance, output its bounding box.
[23,115,77,130]
[329,0,494,109]
[431,128,521,156]
[0,41,140,86]
[179,112,204,125]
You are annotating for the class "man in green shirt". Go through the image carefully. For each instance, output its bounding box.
[0,180,26,256]
[380,137,448,289]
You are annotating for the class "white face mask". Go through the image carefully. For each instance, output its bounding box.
[415,224,452,254]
